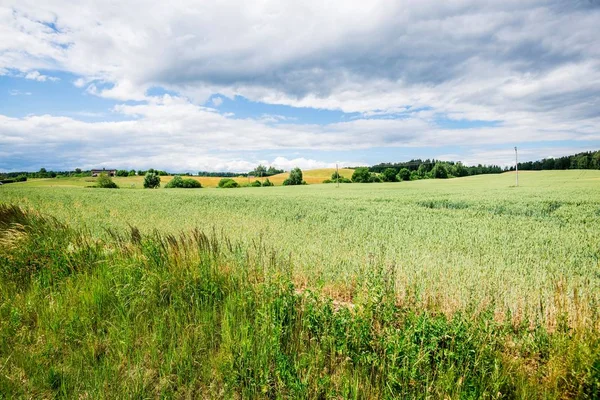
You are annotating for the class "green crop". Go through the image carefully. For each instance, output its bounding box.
[0,170,599,397]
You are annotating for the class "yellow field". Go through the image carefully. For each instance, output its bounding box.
[266,167,354,185]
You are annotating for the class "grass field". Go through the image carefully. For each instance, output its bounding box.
[1,170,599,397]
[12,167,355,188]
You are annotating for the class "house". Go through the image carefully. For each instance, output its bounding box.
[91,168,116,177]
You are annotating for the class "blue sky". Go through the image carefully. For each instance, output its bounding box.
[1,1,599,172]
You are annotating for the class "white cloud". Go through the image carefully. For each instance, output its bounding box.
[9,89,31,96]
[24,70,59,82]
[210,96,223,107]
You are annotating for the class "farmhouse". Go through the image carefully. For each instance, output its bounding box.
[91,168,116,177]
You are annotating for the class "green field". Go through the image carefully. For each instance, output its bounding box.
[1,170,599,397]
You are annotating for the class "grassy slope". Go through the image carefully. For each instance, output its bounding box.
[1,170,600,397]
[14,168,356,188]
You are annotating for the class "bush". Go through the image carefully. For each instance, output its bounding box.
[116,170,129,177]
[96,173,118,189]
[128,170,136,176]
[251,180,262,187]
[323,179,333,184]
[218,178,239,188]
[283,167,306,186]
[15,174,28,182]
[410,171,421,181]
[143,172,161,189]
[165,175,202,189]
[262,178,274,187]
[382,168,398,182]
[397,168,411,182]
[351,167,372,183]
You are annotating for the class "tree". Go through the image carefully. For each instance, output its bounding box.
[452,162,469,177]
[382,168,398,182]
[116,169,129,177]
[251,180,262,187]
[254,165,267,177]
[75,168,82,174]
[283,167,305,185]
[576,155,589,169]
[351,167,371,183]
[96,173,118,188]
[143,172,161,188]
[431,163,449,179]
[266,166,283,176]
[262,178,274,187]
[592,151,600,169]
[397,168,411,181]
[370,174,382,183]
[128,170,136,176]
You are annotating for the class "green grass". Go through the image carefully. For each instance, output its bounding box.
[1,170,600,397]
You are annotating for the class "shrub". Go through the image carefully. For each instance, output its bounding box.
[351,167,371,183]
[96,173,118,189]
[218,178,239,188]
[181,179,202,188]
[251,180,262,187]
[397,168,411,182]
[283,168,306,186]
[128,170,136,176]
[15,174,28,182]
[382,168,398,182]
[410,171,421,181]
[323,179,333,184]
[165,175,202,189]
[116,170,129,177]
[262,178,274,187]
[143,172,161,189]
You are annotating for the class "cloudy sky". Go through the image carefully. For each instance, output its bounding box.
[1,0,600,172]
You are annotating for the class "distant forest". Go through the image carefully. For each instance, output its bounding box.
[368,159,503,177]
[510,150,600,171]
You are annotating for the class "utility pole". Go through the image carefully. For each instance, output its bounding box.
[336,163,339,188]
[514,146,519,187]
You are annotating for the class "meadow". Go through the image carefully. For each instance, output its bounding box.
[1,170,599,398]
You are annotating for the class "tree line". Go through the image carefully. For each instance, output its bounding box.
[510,150,600,171]
[368,159,504,176]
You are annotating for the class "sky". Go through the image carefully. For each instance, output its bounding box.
[1,0,600,173]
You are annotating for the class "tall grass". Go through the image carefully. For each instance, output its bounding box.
[1,204,599,398]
